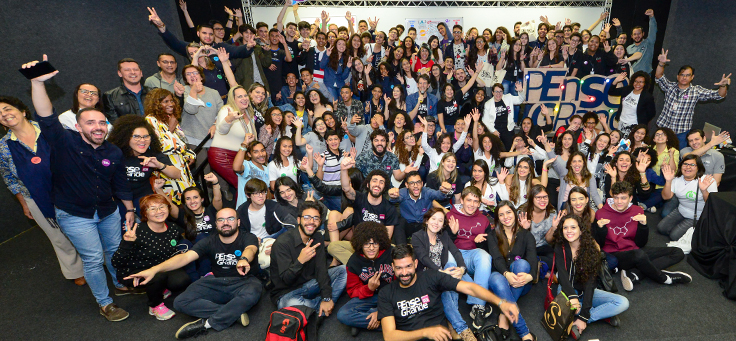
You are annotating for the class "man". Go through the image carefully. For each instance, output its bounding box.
[357,19,370,35]
[103,58,152,122]
[126,208,262,339]
[277,72,299,105]
[335,86,364,122]
[354,130,404,181]
[237,179,286,268]
[446,186,494,328]
[654,49,730,148]
[388,171,452,243]
[328,159,400,263]
[300,68,333,102]
[407,27,417,41]
[529,23,548,50]
[25,55,137,321]
[571,22,581,33]
[565,32,584,78]
[337,222,395,335]
[255,22,270,47]
[232,24,273,91]
[395,24,405,38]
[437,23,451,50]
[144,53,184,97]
[377,245,519,341]
[387,28,400,49]
[681,129,728,185]
[276,17,303,81]
[626,9,657,75]
[594,182,691,292]
[265,28,294,102]
[337,26,350,40]
[451,68,481,103]
[297,21,317,48]
[407,75,438,123]
[348,112,384,157]
[270,201,347,314]
[562,25,573,43]
[297,32,330,91]
[513,21,522,38]
[444,25,466,70]
[553,30,564,48]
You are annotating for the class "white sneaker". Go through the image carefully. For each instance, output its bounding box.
[621,270,634,291]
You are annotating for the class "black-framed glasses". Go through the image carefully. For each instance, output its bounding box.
[217,217,237,223]
[302,215,321,223]
[364,241,379,248]
[132,134,151,141]
[682,162,697,168]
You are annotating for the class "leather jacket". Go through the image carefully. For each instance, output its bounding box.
[102,85,152,122]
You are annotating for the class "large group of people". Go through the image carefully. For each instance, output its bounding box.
[1,2,732,341]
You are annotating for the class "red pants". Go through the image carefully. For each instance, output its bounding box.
[208,147,239,188]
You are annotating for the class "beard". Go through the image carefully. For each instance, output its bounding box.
[217,224,238,237]
[398,272,416,286]
[81,129,105,146]
[372,144,386,157]
[299,222,317,237]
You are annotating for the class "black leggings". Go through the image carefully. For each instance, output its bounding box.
[119,268,191,307]
[611,247,684,283]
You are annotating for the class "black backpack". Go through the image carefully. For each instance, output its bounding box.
[265,305,318,341]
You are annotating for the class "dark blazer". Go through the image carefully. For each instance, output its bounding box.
[102,85,152,123]
[607,85,656,127]
[412,229,466,272]
[486,228,539,282]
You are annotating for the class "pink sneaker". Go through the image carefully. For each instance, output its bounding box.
[149,303,176,320]
[163,289,171,299]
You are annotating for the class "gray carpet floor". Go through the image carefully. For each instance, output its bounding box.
[1,211,735,341]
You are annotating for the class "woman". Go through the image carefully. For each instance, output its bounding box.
[437,84,465,135]
[459,87,487,119]
[465,27,479,46]
[397,58,418,95]
[386,45,405,77]
[609,130,623,151]
[267,137,298,191]
[482,82,525,150]
[112,194,191,321]
[547,148,603,210]
[641,128,679,212]
[467,37,489,71]
[181,64,223,147]
[603,150,653,205]
[518,106,553,143]
[233,138,269,207]
[491,27,510,53]
[107,115,181,213]
[565,187,596,226]
[58,83,108,131]
[472,110,518,175]
[487,201,538,341]
[189,44,231,98]
[659,156,718,241]
[144,89,196,205]
[535,39,564,68]
[258,107,285,158]
[292,91,308,123]
[248,83,269,132]
[305,89,333,125]
[521,184,562,278]
[364,85,385,123]
[350,59,373,102]
[555,214,629,339]
[426,153,464,208]
[627,124,650,150]
[402,36,418,56]
[427,35,445,66]
[608,71,656,137]
[419,115,469,173]
[497,157,545,208]
[580,133,612,192]
[581,29,592,50]
[0,96,85,286]
[387,112,411,149]
[367,32,386,69]
[376,62,400,98]
[412,44,434,76]
[465,160,498,214]
[394,130,425,187]
[323,112,349,150]
[554,114,584,144]
[499,38,526,98]
[347,33,368,65]
[320,38,352,100]
[582,36,616,76]
[209,85,259,202]
[411,208,474,340]
[611,44,633,76]
[482,28,493,44]
[503,134,547,172]
[519,32,533,62]
[383,86,408,122]
[295,116,329,158]
[310,131,346,211]
[428,64,446,98]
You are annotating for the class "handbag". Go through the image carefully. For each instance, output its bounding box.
[541,248,575,341]
[597,251,618,292]
[493,60,507,85]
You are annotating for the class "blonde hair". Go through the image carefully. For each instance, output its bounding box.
[433,153,458,183]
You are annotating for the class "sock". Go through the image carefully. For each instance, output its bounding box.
[664,275,673,284]
[204,319,212,329]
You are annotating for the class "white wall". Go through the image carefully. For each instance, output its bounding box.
[252,6,608,37]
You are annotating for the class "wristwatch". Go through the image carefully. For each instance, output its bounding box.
[322,297,332,302]
[238,256,250,262]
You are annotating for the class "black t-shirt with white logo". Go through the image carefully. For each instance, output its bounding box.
[123,151,171,200]
[377,269,460,331]
[191,230,259,278]
[437,92,464,127]
[494,99,509,131]
[352,192,399,228]
[175,205,218,235]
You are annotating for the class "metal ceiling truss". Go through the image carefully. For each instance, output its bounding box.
[247,0,606,7]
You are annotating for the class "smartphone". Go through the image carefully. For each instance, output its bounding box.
[19,61,57,80]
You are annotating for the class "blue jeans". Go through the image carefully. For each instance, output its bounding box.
[328,87,341,103]
[641,188,663,210]
[459,248,493,305]
[55,208,123,307]
[661,196,679,218]
[556,287,629,323]
[445,125,455,134]
[676,131,689,150]
[337,295,380,330]
[441,253,473,334]
[277,265,347,313]
[502,79,521,125]
[488,260,533,338]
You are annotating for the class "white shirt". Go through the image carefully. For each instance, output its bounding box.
[474,149,497,174]
[404,77,418,95]
[58,109,113,133]
[268,156,298,184]
[247,205,268,239]
[671,176,717,220]
[620,92,640,126]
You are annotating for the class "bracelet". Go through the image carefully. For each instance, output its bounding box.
[542,168,548,172]
[127,208,136,213]
[499,299,507,307]
[239,146,247,151]
[212,182,220,186]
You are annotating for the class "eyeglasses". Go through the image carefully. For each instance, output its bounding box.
[79,89,99,96]
[216,217,237,222]
[407,180,422,186]
[453,31,462,34]
[301,215,321,223]
[534,195,549,201]
[147,205,168,212]
[364,241,379,248]
[682,162,697,168]
[185,72,200,77]
[132,134,151,141]
[654,132,665,137]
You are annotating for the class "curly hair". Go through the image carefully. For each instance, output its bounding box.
[627,124,651,146]
[632,147,657,171]
[395,130,421,165]
[509,157,535,204]
[564,151,592,187]
[144,88,181,122]
[107,115,163,157]
[479,133,505,166]
[351,221,392,255]
[555,130,580,156]
[362,170,390,196]
[612,151,641,184]
[653,127,680,151]
[552,214,601,284]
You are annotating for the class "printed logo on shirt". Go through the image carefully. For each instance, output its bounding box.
[359,263,395,281]
[686,191,697,201]
[362,208,382,224]
[397,296,430,317]
[215,253,238,266]
[126,166,146,179]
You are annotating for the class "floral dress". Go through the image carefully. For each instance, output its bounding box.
[146,116,195,205]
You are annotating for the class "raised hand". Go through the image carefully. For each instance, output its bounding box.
[216,47,230,63]
[471,108,480,122]
[224,6,234,17]
[293,116,304,128]
[178,0,187,11]
[600,11,609,20]
[203,172,218,184]
[321,10,330,23]
[496,167,509,183]
[22,55,59,83]
[552,210,565,229]
[123,223,138,242]
[313,152,326,167]
[597,218,611,227]
[305,190,316,202]
[537,134,550,146]
[614,72,627,84]
[138,155,163,170]
[244,132,255,144]
[631,213,646,225]
[225,106,244,123]
[153,178,165,191]
[345,11,352,23]
[699,175,715,191]
[518,212,531,229]
[661,163,675,181]
[173,81,185,97]
[367,270,382,291]
[297,239,321,264]
[715,73,732,87]
[147,7,164,28]
[340,156,355,170]
[348,147,357,159]
[351,113,361,125]
[612,18,621,27]
[603,23,612,33]
[604,163,617,178]
[543,156,557,169]
[645,9,654,17]
[305,143,314,157]
[635,149,651,172]
[603,40,611,53]
[515,81,523,93]
[658,49,670,64]
[711,131,731,145]
[298,156,309,171]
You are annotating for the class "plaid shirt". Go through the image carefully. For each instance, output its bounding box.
[335,99,365,123]
[655,75,723,133]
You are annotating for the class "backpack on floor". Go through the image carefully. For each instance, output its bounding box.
[265,305,318,341]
